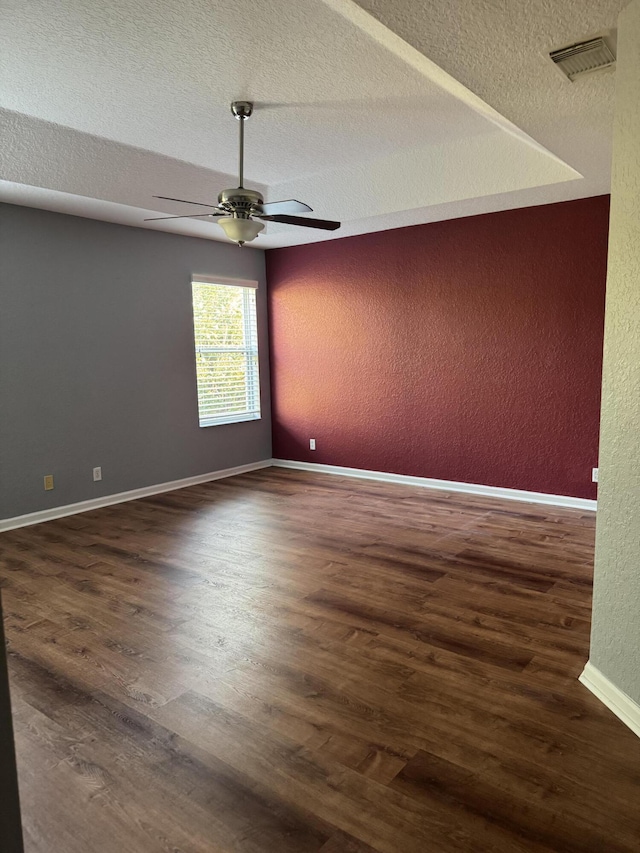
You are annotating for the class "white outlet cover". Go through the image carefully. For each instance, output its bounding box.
[592,467,599,483]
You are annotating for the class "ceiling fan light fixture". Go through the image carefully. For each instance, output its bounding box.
[217,216,264,245]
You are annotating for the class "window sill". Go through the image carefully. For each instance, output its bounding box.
[199,413,261,428]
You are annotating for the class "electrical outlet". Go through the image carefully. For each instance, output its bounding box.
[93,466,102,482]
[309,438,316,450]
[592,467,599,483]
[43,474,54,491]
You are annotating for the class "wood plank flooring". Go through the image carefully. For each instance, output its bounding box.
[1,467,639,853]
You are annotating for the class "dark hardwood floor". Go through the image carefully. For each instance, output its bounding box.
[1,467,639,852]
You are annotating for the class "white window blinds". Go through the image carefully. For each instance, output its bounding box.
[191,279,261,427]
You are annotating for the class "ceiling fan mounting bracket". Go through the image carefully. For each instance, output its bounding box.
[231,101,253,120]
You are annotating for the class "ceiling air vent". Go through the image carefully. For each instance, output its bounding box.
[550,37,616,81]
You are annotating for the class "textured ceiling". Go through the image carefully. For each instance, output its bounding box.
[0,0,623,248]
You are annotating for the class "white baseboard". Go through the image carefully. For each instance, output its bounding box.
[580,661,640,740]
[272,459,597,511]
[0,460,272,532]
[1,457,596,533]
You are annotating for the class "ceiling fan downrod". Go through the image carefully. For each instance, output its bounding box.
[231,100,253,190]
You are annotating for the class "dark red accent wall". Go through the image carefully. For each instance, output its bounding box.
[267,196,609,499]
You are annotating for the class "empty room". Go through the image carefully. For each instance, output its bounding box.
[2,1,640,851]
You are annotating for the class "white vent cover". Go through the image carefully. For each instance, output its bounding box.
[550,37,616,81]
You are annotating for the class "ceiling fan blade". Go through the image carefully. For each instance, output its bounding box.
[260,199,313,215]
[153,195,220,209]
[144,213,223,221]
[258,214,341,231]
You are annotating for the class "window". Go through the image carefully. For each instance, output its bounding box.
[191,277,261,427]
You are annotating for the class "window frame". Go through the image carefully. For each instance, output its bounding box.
[191,275,261,428]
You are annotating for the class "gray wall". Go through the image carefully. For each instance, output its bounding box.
[0,204,271,520]
[590,0,640,706]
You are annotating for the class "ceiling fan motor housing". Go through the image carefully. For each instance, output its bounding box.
[217,187,264,218]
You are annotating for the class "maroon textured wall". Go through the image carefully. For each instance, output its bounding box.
[267,196,609,499]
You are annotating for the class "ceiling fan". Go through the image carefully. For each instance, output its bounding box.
[145,101,341,246]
